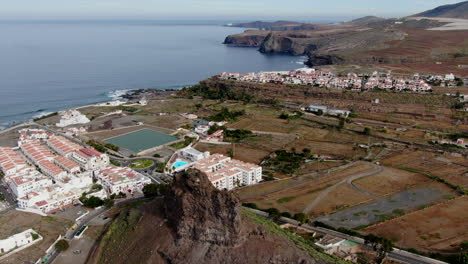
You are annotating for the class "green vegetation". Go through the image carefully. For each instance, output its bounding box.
[80,195,104,208]
[115,105,139,113]
[87,140,108,153]
[170,136,196,149]
[43,216,57,223]
[277,197,295,203]
[155,162,166,173]
[91,184,103,192]
[279,111,303,120]
[99,207,143,261]
[33,112,58,122]
[129,159,154,169]
[110,160,121,166]
[263,149,308,175]
[224,129,253,142]
[208,107,245,122]
[31,232,39,240]
[244,210,351,264]
[54,239,70,252]
[142,184,167,198]
[182,81,256,103]
[292,213,309,224]
[363,127,371,135]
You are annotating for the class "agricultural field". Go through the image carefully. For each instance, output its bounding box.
[238,162,384,216]
[383,150,468,188]
[364,196,468,252]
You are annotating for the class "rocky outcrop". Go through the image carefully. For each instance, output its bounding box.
[91,169,332,264]
[223,30,268,47]
[164,169,244,246]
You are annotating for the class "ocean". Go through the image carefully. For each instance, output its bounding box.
[0,20,305,129]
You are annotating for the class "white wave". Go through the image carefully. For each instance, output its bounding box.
[107,89,132,101]
[33,111,54,119]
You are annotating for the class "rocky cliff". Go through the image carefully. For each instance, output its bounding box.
[90,169,333,264]
[223,30,269,47]
[164,169,245,246]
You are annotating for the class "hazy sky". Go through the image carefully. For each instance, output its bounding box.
[0,0,463,20]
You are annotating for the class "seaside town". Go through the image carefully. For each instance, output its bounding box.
[220,68,462,93]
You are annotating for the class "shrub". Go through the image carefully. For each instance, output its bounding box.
[55,239,70,252]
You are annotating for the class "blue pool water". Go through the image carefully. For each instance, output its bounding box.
[173,161,188,168]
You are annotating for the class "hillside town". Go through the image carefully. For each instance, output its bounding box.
[218,68,464,93]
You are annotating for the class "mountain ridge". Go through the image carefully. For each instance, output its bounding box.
[411,1,468,19]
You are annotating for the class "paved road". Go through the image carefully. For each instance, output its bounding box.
[303,162,383,214]
[246,208,447,264]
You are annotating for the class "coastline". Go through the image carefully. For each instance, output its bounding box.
[0,86,189,132]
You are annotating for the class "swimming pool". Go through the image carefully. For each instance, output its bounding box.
[173,161,188,169]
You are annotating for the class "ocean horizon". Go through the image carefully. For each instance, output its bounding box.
[0,20,307,129]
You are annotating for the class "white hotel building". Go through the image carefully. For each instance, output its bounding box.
[95,166,152,195]
[193,153,262,190]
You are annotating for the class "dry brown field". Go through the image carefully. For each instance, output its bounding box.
[237,163,377,214]
[352,166,430,197]
[0,211,73,264]
[383,150,468,188]
[195,142,269,164]
[364,196,468,252]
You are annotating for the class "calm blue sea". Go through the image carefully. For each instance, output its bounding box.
[0,20,305,128]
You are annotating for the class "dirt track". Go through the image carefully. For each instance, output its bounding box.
[302,162,382,214]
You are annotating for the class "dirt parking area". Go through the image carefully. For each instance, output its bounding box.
[0,211,73,264]
[364,196,468,252]
[316,183,453,229]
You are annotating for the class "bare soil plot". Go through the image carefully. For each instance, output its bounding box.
[364,196,468,252]
[237,162,377,214]
[383,151,468,188]
[316,183,452,229]
[195,143,269,164]
[310,184,372,217]
[352,166,430,197]
[0,211,73,264]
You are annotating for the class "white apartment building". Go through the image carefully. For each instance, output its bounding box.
[0,147,30,176]
[193,153,262,190]
[46,135,83,158]
[95,166,151,195]
[17,185,81,214]
[8,172,53,198]
[70,148,109,171]
[0,229,39,255]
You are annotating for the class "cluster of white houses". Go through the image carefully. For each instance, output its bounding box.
[0,128,151,215]
[168,147,262,191]
[219,68,435,93]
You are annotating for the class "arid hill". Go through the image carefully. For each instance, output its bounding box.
[89,169,339,264]
[223,2,468,68]
[411,1,468,19]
